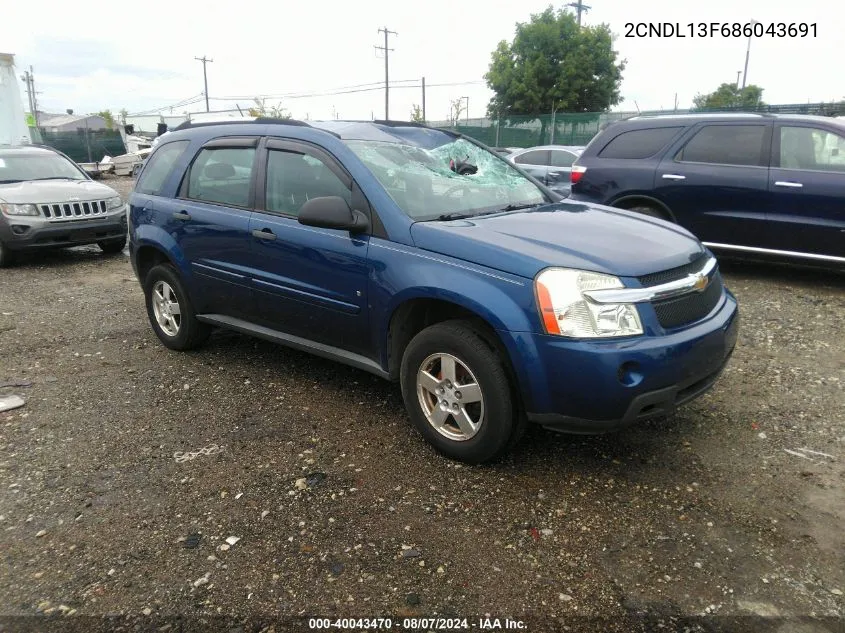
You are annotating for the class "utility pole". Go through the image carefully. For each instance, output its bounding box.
[735,71,742,89]
[566,0,591,26]
[195,56,213,112]
[741,20,757,91]
[21,70,34,119]
[375,27,397,120]
[421,76,426,122]
[463,96,469,123]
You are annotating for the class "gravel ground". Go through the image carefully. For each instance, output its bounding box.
[1,176,843,632]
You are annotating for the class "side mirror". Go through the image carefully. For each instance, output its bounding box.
[298,196,369,233]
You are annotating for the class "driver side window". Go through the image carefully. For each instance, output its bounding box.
[265,150,351,216]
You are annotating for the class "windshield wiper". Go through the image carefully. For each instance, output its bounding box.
[434,212,473,221]
[498,202,542,212]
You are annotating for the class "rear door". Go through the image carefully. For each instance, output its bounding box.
[547,149,579,194]
[511,149,550,186]
[653,122,773,247]
[246,138,372,356]
[167,137,258,316]
[768,123,845,259]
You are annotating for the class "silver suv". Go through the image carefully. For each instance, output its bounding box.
[0,145,127,266]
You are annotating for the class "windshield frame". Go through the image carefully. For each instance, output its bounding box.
[345,132,554,222]
[0,149,90,184]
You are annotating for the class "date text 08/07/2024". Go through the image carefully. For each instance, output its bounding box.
[625,22,817,38]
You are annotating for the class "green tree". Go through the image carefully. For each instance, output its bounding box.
[485,6,626,121]
[96,110,115,129]
[248,97,291,119]
[410,104,425,123]
[692,84,765,110]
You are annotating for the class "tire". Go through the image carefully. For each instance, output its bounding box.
[98,235,127,254]
[143,263,211,351]
[400,320,522,464]
[628,205,670,221]
[0,242,15,268]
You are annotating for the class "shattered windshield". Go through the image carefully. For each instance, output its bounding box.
[346,137,547,221]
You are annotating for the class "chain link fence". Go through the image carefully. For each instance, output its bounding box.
[432,101,845,149]
[30,128,126,163]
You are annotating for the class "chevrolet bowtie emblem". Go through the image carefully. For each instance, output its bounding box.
[692,273,710,292]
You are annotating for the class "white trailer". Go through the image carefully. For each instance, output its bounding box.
[0,53,32,146]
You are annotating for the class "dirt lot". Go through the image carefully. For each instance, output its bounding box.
[1,176,843,632]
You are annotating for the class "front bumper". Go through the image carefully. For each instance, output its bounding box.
[0,210,127,251]
[516,290,739,433]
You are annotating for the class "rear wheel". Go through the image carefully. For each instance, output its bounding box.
[144,263,210,351]
[400,320,522,464]
[98,235,127,254]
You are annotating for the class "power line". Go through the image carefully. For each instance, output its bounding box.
[195,56,213,112]
[374,27,397,119]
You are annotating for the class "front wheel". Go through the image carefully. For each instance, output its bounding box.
[143,263,210,351]
[400,320,522,464]
[98,235,127,254]
[0,241,15,268]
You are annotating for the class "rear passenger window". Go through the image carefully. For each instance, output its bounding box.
[677,125,767,167]
[186,147,256,207]
[265,150,351,216]
[135,141,188,195]
[513,150,549,166]
[550,150,577,168]
[598,127,682,159]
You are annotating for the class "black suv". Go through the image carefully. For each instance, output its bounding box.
[569,113,845,265]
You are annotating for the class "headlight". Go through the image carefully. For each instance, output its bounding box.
[535,268,643,338]
[106,196,124,210]
[0,203,39,217]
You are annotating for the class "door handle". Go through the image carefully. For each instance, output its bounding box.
[774,181,803,188]
[661,174,686,180]
[251,228,277,241]
[172,211,191,220]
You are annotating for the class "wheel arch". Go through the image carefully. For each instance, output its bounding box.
[610,194,675,221]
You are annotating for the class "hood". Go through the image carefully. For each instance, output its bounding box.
[0,179,119,204]
[410,201,705,279]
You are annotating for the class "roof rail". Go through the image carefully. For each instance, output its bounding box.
[171,117,313,132]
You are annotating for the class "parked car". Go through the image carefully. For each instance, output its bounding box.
[569,113,845,265]
[0,145,128,266]
[128,120,738,463]
[507,145,585,197]
[490,146,520,157]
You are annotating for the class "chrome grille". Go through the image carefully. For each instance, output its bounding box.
[39,200,109,221]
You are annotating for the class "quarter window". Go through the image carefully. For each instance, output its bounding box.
[598,127,682,159]
[779,126,845,172]
[186,147,256,207]
[265,150,351,216]
[135,141,189,195]
[677,125,767,167]
[513,150,549,166]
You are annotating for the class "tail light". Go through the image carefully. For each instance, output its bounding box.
[571,164,587,185]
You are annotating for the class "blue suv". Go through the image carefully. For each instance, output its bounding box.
[569,113,845,266]
[128,119,739,463]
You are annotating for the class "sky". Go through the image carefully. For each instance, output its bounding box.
[0,0,839,122]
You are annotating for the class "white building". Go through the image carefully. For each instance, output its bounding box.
[39,113,108,133]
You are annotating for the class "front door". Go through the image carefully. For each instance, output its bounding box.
[246,139,371,356]
[166,137,258,316]
[653,122,773,248]
[768,123,845,259]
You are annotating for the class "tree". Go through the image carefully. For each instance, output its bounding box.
[410,104,425,123]
[449,98,466,127]
[119,109,129,125]
[692,83,766,110]
[248,97,291,119]
[97,110,115,129]
[485,6,626,120]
